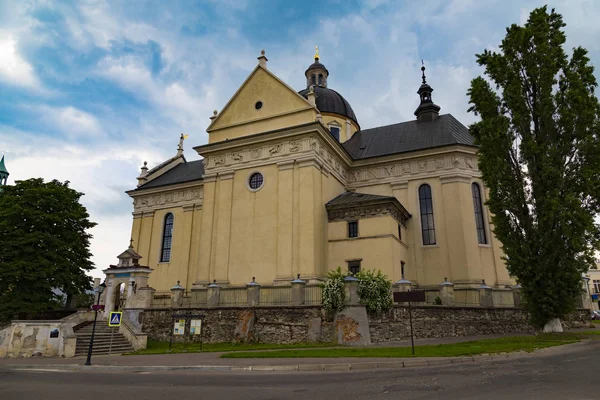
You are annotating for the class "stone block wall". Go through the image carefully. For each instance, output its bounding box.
[369,306,534,343]
[138,305,593,345]
[140,306,328,344]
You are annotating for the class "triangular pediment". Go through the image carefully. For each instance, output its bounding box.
[207,66,316,140]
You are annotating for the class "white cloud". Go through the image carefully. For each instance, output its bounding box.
[0,33,39,88]
[48,106,104,138]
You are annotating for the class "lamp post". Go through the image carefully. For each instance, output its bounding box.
[85,281,106,366]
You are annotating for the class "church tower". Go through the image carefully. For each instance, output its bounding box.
[414,62,441,122]
[0,155,9,192]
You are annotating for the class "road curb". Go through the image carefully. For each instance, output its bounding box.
[1,340,594,373]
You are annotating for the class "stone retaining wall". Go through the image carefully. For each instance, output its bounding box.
[140,306,328,344]
[368,306,534,342]
[138,305,591,345]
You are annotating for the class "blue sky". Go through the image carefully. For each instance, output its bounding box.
[1,0,599,278]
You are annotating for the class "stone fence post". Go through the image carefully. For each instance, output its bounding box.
[247,277,260,306]
[479,280,493,307]
[170,281,185,308]
[344,275,360,305]
[207,280,221,307]
[511,284,522,308]
[393,278,412,292]
[439,278,455,306]
[129,286,155,309]
[291,275,306,306]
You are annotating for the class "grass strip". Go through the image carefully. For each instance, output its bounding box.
[128,339,336,355]
[220,334,580,359]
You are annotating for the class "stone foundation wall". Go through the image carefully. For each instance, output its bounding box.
[140,306,328,344]
[138,306,592,345]
[369,306,534,343]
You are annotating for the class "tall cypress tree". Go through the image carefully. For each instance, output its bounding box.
[468,6,600,329]
[0,178,96,323]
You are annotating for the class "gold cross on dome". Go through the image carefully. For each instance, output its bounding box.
[314,45,319,60]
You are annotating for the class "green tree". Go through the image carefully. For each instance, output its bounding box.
[0,178,96,323]
[467,7,600,329]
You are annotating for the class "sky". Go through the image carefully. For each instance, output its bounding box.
[1,0,599,279]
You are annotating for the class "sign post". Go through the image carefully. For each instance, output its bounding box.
[107,311,122,356]
[393,290,425,356]
[169,314,205,353]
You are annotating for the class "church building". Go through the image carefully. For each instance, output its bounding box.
[124,49,512,292]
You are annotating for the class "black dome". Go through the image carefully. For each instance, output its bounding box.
[299,86,359,127]
[305,61,328,75]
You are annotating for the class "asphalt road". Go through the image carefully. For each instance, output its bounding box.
[2,344,599,400]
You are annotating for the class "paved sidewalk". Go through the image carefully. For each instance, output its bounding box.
[0,329,596,372]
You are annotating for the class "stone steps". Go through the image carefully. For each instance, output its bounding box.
[73,321,134,356]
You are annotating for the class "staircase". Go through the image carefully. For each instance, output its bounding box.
[74,321,134,356]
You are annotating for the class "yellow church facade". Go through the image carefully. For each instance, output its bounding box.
[125,50,512,292]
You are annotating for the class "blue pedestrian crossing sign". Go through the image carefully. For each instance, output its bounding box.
[108,312,122,327]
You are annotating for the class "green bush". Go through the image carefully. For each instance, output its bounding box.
[321,268,393,314]
[321,267,346,314]
[356,270,393,313]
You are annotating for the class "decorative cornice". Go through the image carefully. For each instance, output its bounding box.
[277,160,295,171]
[218,172,234,181]
[391,181,408,190]
[202,174,218,183]
[326,200,411,226]
[203,135,350,186]
[440,174,472,184]
[183,204,202,212]
[347,154,479,187]
[297,158,322,169]
[132,187,204,213]
[132,211,144,219]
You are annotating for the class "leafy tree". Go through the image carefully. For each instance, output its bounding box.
[0,179,96,323]
[468,7,600,329]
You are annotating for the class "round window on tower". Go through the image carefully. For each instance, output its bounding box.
[255,101,263,110]
[247,172,264,192]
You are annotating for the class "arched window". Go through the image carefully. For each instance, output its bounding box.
[419,184,436,245]
[311,74,316,85]
[160,213,174,262]
[318,74,323,85]
[472,183,488,244]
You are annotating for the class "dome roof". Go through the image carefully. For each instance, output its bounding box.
[299,86,359,127]
[305,60,328,75]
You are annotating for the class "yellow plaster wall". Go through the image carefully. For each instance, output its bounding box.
[320,114,358,142]
[208,67,316,143]
[327,215,406,280]
[130,206,203,292]
[351,176,509,287]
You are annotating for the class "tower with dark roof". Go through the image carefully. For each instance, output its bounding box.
[298,49,360,129]
[0,155,9,192]
[414,62,441,122]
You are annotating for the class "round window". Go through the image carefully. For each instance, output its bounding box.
[255,101,263,110]
[248,172,264,191]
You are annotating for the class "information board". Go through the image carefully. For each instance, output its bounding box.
[190,319,202,335]
[173,319,185,335]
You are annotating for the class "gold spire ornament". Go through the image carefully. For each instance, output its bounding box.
[314,45,319,60]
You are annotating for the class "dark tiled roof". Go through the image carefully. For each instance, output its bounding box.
[137,160,204,190]
[298,86,359,127]
[342,114,475,159]
[326,192,398,207]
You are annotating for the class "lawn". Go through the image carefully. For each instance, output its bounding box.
[220,334,583,359]
[128,339,337,355]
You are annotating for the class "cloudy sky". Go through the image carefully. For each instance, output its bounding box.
[1,0,598,279]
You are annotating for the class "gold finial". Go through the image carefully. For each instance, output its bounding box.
[314,45,319,60]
